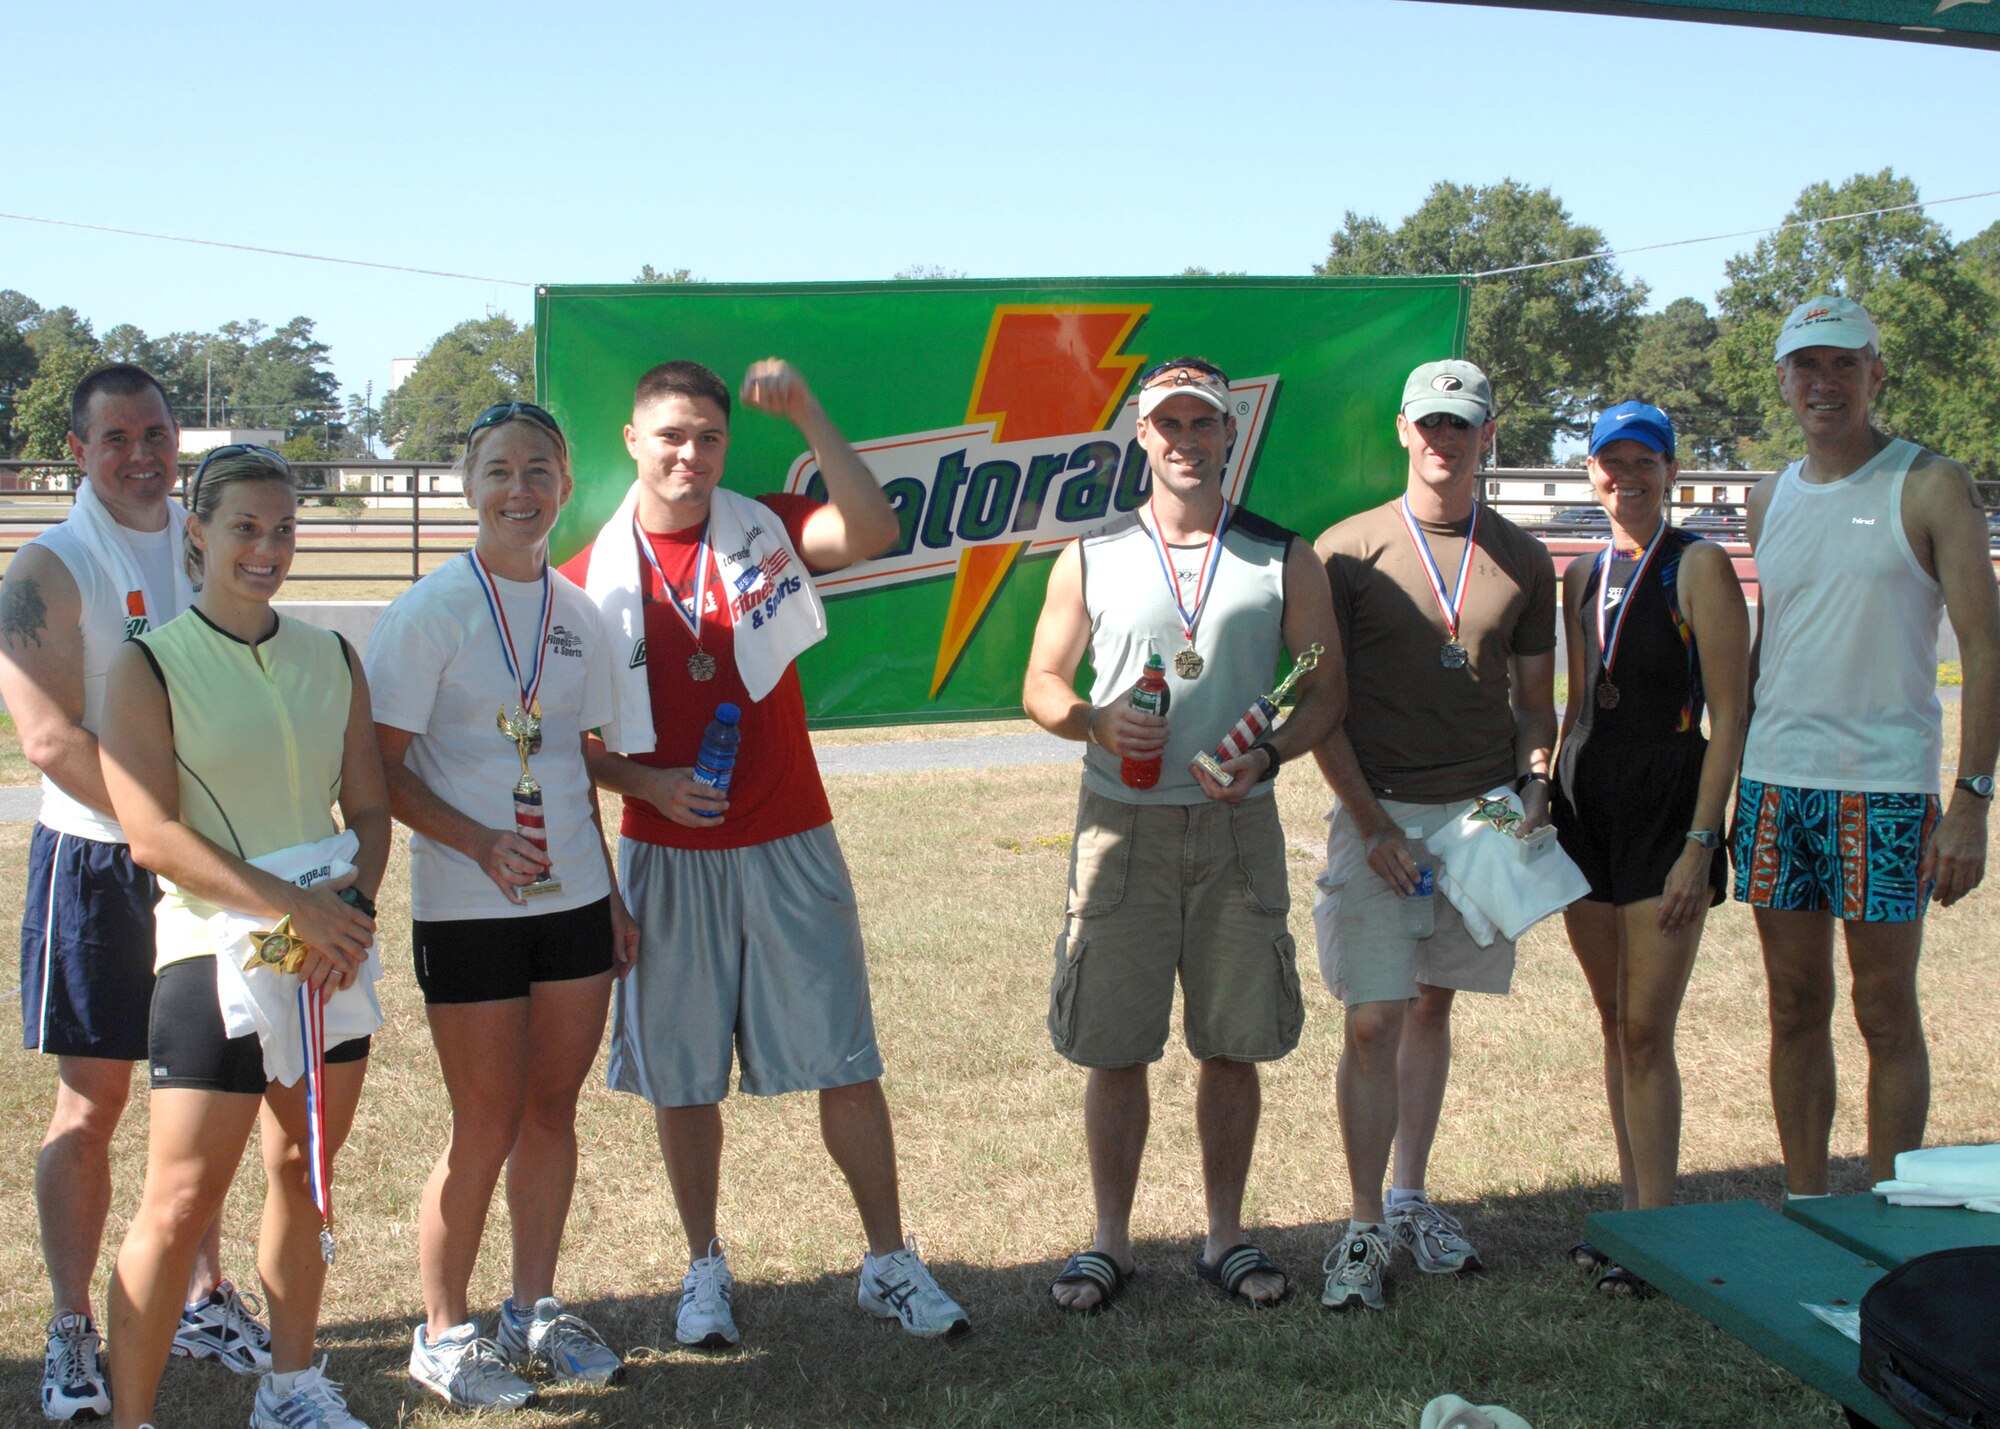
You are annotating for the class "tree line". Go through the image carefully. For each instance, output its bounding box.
[6,171,1994,478]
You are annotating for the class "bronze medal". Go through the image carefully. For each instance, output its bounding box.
[687,650,718,681]
[1597,680,1621,710]
[1174,646,1204,680]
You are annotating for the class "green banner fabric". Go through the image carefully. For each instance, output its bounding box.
[537,277,1466,728]
[1416,0,2000,50]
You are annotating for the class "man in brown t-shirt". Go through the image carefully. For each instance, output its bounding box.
[1311,359,1558,1312]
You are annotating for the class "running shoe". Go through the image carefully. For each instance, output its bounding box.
[408,1322,538,1410]
[250,1357,370,1428]
[1388,1196,1484,1274]
[173,1280,273,1374]
[676,1240,741,1349]
[42,1312,110,1421]
[857,1235,970,1340]
[496,1296,625,1386]
[1321,1226,1391,1312]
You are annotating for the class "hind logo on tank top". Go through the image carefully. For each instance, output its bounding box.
[1852,517,1877,526]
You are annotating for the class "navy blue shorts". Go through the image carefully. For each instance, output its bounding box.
[19,824,157,1061]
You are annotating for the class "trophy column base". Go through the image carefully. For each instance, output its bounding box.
[519,877,565,900]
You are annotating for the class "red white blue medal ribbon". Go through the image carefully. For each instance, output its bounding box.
[635,516,711,641]
[1144,497,1230,650]
[297,980,334,1264]
[1594,519,1668,680]
[467,551,552,716]
[1398,496,1479,643]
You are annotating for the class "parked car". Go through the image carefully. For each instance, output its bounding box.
[1681,505,1744,537]
[1550,505,1609,533]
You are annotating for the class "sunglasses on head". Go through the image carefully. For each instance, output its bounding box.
[190,443,288,510]
[1414,413,1476,431]
[467,401,562,442]
[1140,357,1231,390]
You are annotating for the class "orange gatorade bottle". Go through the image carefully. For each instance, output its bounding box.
[1119,652,1172,790]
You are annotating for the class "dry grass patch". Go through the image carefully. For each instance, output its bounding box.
[0,736,1995,1426]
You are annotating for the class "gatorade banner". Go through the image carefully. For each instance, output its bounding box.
[538,276,1466,728]
[1420,0,2000,50]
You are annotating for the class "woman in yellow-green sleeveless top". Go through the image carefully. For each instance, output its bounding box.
[98,446,390,1429]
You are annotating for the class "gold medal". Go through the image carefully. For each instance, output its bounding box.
[688,650,718,681]
[1174,646,1204,680]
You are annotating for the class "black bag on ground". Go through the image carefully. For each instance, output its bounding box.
[1857,1245,2000,1428]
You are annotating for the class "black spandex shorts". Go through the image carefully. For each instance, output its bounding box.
[150,956,370,1094]
[1553,736,1727,909]
[412,896,614,1005]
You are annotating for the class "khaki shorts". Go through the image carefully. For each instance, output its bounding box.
[1048,786,1303,1068]
[1314,800,1516,1008]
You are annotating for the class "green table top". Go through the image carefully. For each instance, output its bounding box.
[1781,1192,2000,1268]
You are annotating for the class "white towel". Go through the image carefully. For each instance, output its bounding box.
[209,831,383,1086]
[1874,1144,2000,1214]
[66,479,196,625]
[583,483,826,753]
[1426,788,1592,944]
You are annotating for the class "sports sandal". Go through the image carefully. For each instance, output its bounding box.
[1569,1240,1609,1272]
[1050,1251,1132,1314]
[1595,1265,1656,1299]
[1193,1242,1289,1307]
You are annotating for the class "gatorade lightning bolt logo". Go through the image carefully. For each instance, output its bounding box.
[785,305,1277,696]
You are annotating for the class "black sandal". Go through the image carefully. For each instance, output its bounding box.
[1051,1250,1132,1314]
[1193,1243,1289,1307]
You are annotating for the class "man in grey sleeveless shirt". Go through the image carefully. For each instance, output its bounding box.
[1024,357,1342,1312]
[0,366,269,1419]
[1739,296,1999,1197]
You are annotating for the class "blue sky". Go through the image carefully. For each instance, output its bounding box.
[6,0,1996,409]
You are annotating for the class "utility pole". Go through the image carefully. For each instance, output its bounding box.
[205,358,212,428]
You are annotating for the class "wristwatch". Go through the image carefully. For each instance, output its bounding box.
[1515,772,1550,794]
[1955,774,1995,800]
[1686,829,1721,850]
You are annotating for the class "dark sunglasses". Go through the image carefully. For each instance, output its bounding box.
[1140,356,1231,389]
[190,443,288,510]
[1414,413,1475,431]
[468,401,562,442]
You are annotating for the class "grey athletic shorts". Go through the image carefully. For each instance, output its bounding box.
[606,825,883,1107]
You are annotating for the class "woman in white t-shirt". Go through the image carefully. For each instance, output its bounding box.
[366,403,635,1408]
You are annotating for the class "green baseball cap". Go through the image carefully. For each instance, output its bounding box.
[1403,360,1494,424]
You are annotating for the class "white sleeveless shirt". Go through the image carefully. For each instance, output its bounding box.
[32,517,185,842]
[1741,438,1942,794]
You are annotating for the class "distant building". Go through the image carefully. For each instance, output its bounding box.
[390,358,419,391]
[1482,468,1761,526]
[179,427,283,456]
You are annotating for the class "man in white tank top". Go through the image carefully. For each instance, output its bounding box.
[1739,296,2000,1198]
[0,367,267,1420]
[1024,358,1342,1313]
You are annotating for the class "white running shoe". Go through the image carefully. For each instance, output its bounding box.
[408,1322,538,1410]
[1388,1196,1484,1274]
[173,1280,273,1375]
[857,1235,970,1340]
[42,1313,110,1421]
[250,1357,369,1428]
[496,1296,625,1386]
[1321,1226,1391,1312]
[676,1240,741,1349]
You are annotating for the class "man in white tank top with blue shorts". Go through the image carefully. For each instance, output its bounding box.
[0,366,269,1421]
[1024,358,1342,1314]
[1739,296,2000,1197]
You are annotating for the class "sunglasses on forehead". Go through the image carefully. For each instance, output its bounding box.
[467,401,562,442]
[1140,357,1231,389]
[1414,413,1476,431]
[189,442,288,509]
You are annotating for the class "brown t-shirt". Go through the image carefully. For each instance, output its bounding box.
[1319,498,1557,803]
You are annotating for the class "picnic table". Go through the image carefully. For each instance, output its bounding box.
[1586,1194,2000,1428]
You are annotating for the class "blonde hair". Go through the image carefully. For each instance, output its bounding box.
[457,408,572,509]
[183,446,297,588]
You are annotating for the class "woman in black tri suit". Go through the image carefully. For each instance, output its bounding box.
[1552,403,1748,1293]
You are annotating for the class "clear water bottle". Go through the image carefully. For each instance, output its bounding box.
[690,703,741,817]
[1400,825,1436,939]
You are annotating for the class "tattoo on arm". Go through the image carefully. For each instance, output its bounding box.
[1,579,47,649]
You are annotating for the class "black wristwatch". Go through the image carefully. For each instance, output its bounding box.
[336,886,377,919]
[1686,829,1722,850]
[1955,774,1995,800]
[1515,771,1550,795]
[1253,741,1284,783]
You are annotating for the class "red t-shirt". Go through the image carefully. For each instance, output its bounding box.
[560,493,832,850]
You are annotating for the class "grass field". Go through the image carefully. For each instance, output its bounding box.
[1,719,1996,1427]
